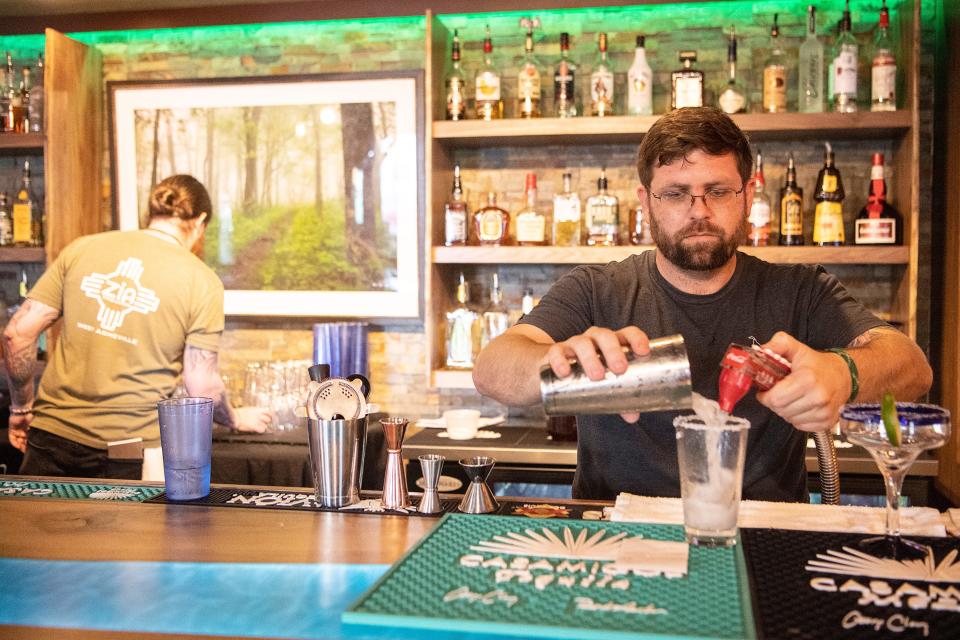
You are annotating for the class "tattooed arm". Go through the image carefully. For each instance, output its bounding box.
[757,326,933,433]
[182,345,273,433]
[2,299,61,451]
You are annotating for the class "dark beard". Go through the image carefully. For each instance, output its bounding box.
[649,204,748,271]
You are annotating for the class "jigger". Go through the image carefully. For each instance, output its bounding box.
[417,454,445,514]
[458,456,499,514]
[381,417,411,509]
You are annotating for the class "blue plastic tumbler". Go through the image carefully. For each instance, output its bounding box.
[157,397,214,501]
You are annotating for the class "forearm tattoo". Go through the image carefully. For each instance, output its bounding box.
[3,299,59,400]
[184,345,236,428]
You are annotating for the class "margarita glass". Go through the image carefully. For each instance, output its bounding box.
[839,403,951,559]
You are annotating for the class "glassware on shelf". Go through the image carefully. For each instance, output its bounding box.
[839,402,950,559]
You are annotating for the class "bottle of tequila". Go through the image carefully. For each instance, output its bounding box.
[445,273,480,369]
[762,14,787,113]
[855,153,902,244]
[671,50,703,110]
[445,30,467,121]
[718,28,746,115]
[554,32,577,118]
[627,35,653,116]
[590,33,614,117]
[474,192,509,245]
[779,153,804,245]
[552,172,582,246]
[0,192,12,246]
[871,0,897,112]
[515,173,546,246]
[813,142,846,246]
[475,26,503,121]
[516,17,542,118]
[747,150,772,246]
[798,5,825,113]
[585,169,619,246]
[832,1,859,113]
[481,273,510,349]
[443,163,469,246]
[12,160,42,247]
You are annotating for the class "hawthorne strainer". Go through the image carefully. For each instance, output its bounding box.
[303,377,368,420]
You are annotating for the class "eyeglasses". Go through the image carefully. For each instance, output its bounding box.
[649,185,746,212]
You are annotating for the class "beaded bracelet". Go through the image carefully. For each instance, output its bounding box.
[827,348,860,403]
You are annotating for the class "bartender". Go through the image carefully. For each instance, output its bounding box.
[3,174,272,480]
[473,107,932,503]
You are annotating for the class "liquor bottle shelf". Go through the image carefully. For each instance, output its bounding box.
[0,247,46,263]
[0,133,45,151]
[432,245,910,265]
[432,111,913,147]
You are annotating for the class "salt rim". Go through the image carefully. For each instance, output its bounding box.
[673,414,750,431]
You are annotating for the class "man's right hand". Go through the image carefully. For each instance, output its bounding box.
[233,406,274,433]
[7,413,31,452]
[544,326,651,423]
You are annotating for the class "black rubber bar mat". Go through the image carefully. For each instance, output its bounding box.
[740,527,960,639]
[144,487,459,517]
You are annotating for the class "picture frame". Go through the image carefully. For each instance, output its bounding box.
[108,71,424,318]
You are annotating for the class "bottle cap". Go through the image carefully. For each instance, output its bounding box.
[636,35,645,48]
[560,32,570,49]
[525,173,537,191]
[598,169,608,190]
[872,152,884,165]
[598,32,607,52]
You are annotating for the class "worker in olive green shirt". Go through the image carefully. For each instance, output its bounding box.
[3,175,271,479]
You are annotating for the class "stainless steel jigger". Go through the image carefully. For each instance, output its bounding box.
[417,454,445,514]
[458,456,498,514]
[381,417,411,509]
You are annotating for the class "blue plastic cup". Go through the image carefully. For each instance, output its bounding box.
[157,397,214,501]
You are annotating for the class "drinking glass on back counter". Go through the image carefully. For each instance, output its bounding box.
[241,359,311,431]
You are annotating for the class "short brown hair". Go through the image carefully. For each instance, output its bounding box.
[636,107,752,189]
[148,174,213,224]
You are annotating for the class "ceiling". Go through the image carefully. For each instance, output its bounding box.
[0,0,310,16]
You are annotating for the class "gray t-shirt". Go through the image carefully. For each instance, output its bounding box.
[520,251,885,502]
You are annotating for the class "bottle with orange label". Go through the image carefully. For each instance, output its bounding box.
[813,142,845,246]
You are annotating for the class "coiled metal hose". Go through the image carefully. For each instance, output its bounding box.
[813,430,840,505]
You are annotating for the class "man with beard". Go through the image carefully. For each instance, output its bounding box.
[472,107,931,502]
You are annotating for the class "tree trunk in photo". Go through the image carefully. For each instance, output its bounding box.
[340,103,376,245]
[164,109,177,177]
[313,105,324,216]
[242,106,261,212]
[204,109,215,196]
[150,109,160,192]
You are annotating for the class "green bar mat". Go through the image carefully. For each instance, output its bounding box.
[0,478,163,502]
[344,513,756,640]
[741,527,960,639]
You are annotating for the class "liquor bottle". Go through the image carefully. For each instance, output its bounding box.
[516,17,542,119]
[671,50,704,110]
[474,192,509,245]
[871,0,897,112]
[832,1,858,113]
[762,14,787,113]
[627,35,653,116]
[718,28,747,115]
[779,153,804,245]
[28,54,42,132]
[554,32,577,118]
[0,192,12,246]
[475,26,503,121]
[585,169,619,246]
[481,273,510,349]
[13,159,42,247]
[443,163,469,246]
[855,153,903,244]
[590,33,614,117]
[445,273,480,369]
[13,66,30,133]
[4,54,17,133]
[0,53,10,133]
[445,30,466,121]
[798,5,825,113]
[521,288,535,315]
[628,202,653,245]
[747,150,772,246]
[813,142,845,246]
[515,173,546,246]
[552,172,582,246]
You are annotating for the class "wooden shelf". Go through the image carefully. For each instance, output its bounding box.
[0,247,46,263]
[433,245,910,266]
[432,111,913,147]
[431,368,476,390]
[0,133,45,151]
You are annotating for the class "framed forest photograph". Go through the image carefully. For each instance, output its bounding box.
[109,71,423,318]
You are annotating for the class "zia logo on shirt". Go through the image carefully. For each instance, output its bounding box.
[80,257,160,331]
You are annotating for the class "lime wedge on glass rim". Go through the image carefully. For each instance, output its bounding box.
[881,392,901,447]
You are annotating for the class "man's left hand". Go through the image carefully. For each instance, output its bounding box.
[7,413,32,452]
[755,331,850,433]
